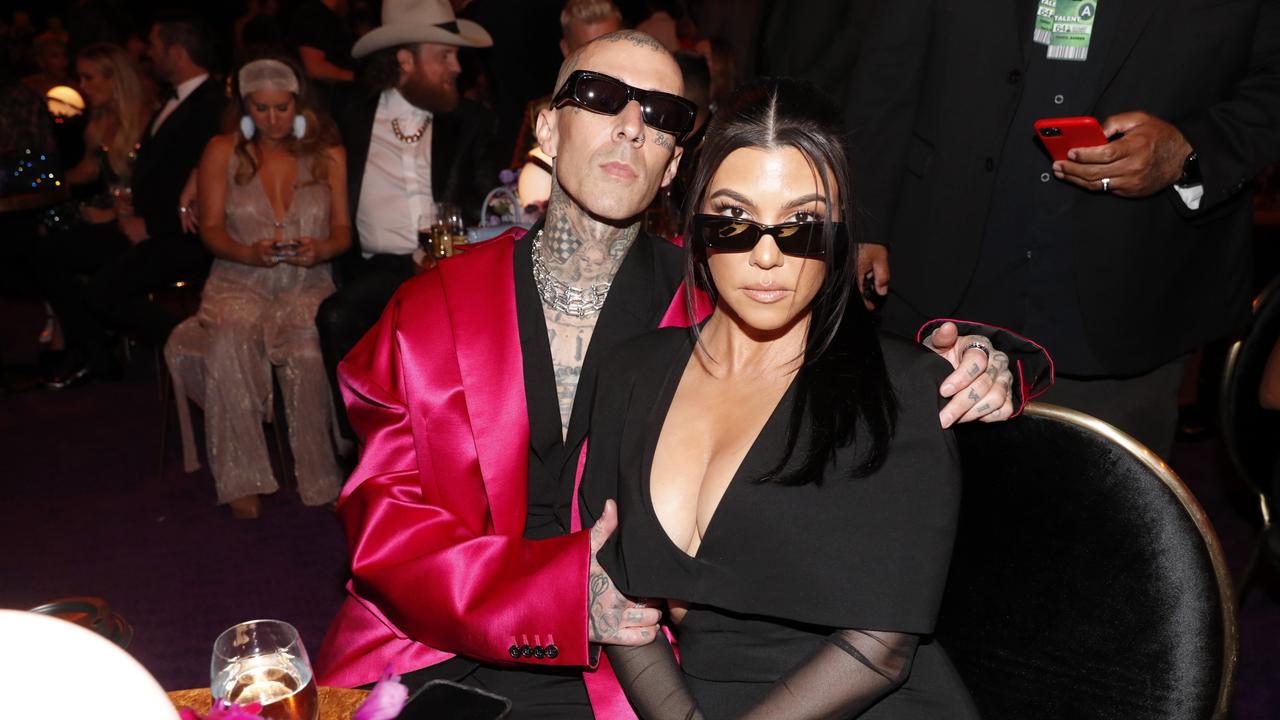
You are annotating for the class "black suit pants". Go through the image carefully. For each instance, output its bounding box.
[36,221,131,367]
[395,657,591,720]
[86,232,210,347]
[316,252,417,439]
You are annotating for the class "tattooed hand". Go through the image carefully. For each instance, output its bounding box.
[588,499,662,645]
[923,322,1015,427]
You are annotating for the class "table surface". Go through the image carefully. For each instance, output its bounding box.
[168,686,369,720]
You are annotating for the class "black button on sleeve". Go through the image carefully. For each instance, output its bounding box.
[508,645,521,659]
[1007,69,1022,84]
[520,644,534,658]
[534,646,546,659]
[546,644,559,659]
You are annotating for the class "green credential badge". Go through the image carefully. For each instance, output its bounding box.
[1046,0,1099,62]
[1035,0,1057,45]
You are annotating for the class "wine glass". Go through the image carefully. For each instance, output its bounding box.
[437,202,464,234]
[211,619,318,720]
[110,183,133,216]
[417,212,436,255]
[436,202,465,257]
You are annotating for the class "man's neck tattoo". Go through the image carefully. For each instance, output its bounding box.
[540,177,639,286]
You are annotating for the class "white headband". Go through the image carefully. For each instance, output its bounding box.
[238,59,300,98]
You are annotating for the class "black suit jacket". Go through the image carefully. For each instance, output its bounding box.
[132,77,225,239]
[335,91,501,255]
[849,0,1280,376]
[758,0,874,107]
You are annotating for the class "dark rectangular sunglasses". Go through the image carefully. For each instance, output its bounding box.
[552,70,697,140]
[693,214,847,257]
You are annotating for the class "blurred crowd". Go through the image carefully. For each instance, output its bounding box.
[3,0,1279,522]
[0,0,783,517]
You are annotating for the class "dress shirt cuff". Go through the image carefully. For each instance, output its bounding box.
[1173,183,1204,210]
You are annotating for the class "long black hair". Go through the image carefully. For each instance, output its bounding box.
[682,77,897,484]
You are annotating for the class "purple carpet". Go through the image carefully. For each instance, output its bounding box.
[1,299,1277,715]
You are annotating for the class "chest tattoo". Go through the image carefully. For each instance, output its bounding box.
[546,310,597,437]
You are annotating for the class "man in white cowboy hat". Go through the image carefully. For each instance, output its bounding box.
[316,0,503,439]
[315,27,1043,718]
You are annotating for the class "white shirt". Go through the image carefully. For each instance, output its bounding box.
[1174,183,1204,211]
[149,73,210,136]
[357,88,435,257]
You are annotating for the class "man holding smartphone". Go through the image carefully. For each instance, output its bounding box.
[849,0,1280,458]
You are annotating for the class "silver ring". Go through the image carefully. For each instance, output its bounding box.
[1100,177,1111,192]
[966,341,991,358]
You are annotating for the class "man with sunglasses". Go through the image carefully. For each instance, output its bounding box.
[317,30,1047,717]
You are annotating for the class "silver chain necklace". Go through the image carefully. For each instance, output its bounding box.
[530,230,611,317]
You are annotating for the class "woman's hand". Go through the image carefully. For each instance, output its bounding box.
[178,180,199,234]
[281,236,320,267]
[81,205,116,225]
[249,237,283,267]
[179,205,199,234]
[117,215,149,244]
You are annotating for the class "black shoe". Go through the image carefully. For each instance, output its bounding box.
[45,363,94,390]
[44,350,121,390]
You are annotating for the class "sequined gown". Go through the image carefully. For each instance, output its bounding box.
[166,153,344,506]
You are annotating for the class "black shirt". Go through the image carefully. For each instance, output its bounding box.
[582,328,975,718]
[288,0,355,72]
[512,222,686,539]
[962,2,1117,376]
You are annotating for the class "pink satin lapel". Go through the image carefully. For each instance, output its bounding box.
[569,440,638,720]
[659,281,713,328]
[438,231,532,537]
[585,651,639,720]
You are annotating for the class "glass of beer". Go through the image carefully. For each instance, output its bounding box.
[211,619,318,720]
[435,202,465,258]
[417,212,436,257]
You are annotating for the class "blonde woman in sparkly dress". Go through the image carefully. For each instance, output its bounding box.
[166,55,349,518]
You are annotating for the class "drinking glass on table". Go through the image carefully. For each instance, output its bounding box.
[211,619,319,720]
[435,201,465,258]
[417,211,437,256]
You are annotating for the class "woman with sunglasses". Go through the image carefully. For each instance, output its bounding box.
[581,78,981,718]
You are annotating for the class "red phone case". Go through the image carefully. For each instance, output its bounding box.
[1034,116,1108,161]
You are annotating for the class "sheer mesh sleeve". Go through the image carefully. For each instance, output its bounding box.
[737,630,919,719]
[605,632,704,720]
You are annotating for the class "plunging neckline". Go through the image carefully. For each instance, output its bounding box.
[641,333,798,562]
[252,155,302,227]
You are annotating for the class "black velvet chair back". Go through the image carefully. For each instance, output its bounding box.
[1220,275,1280,516]
[938,403,1237,720]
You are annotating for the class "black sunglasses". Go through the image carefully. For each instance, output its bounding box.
[552,70,697,140]
[693,214,846,257]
